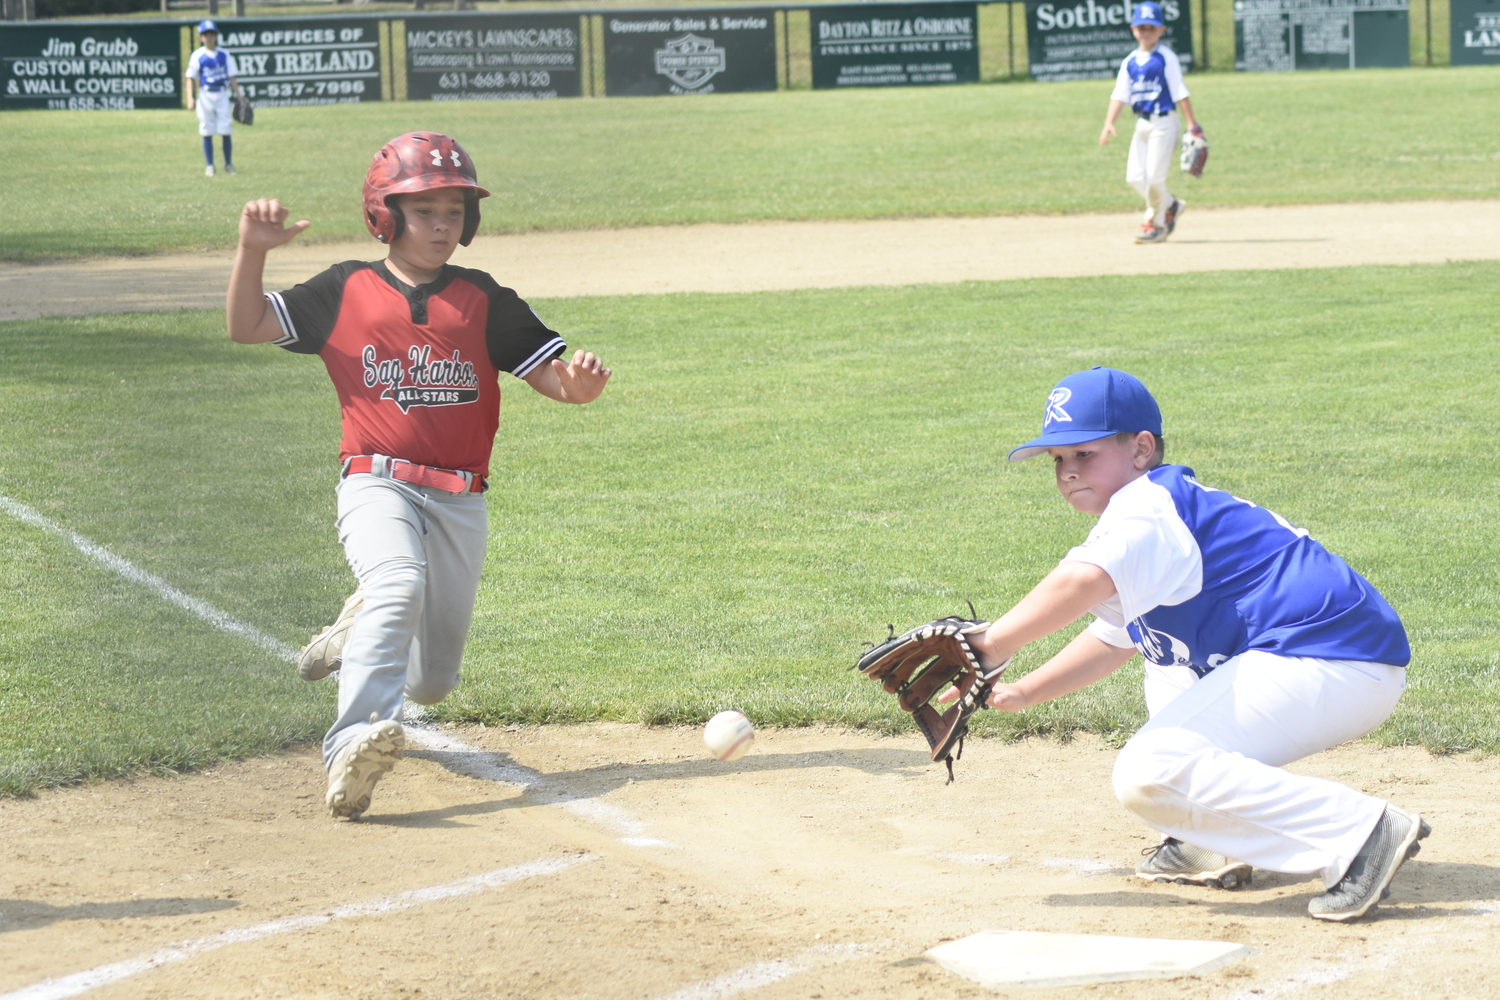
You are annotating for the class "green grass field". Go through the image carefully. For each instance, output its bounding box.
[2,261,1498,795]
[2,66,1497,261]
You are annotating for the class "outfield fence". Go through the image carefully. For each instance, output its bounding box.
[0,0,1486,111]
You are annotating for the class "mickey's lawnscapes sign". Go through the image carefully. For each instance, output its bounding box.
[404,14,582,100]
[810,2,979,88]
[1026,0,1194,82]
[214,19,382,106]
[604,10,776,95]
[1234,0,1409,71]
[1,24,179,110]
[1451,0,1500,64]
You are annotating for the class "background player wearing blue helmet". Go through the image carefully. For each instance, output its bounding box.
[947,367,1428,921]
[1099,2,1199,243]
[184,20,243,177]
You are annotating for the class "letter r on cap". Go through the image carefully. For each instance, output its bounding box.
[1044,387,1072,427]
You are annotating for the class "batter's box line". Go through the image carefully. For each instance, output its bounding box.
[644,941,890,1000]
[403,710,682,849]
[0,855,593,1000]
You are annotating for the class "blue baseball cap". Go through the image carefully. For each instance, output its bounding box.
[1131,2,1165,26]
[197,19,219,33]
[1008,367,1163,462]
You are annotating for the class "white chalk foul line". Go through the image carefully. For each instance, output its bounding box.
[0,854,591,1000]
[648,944,882,1000]
[0,494,297,663]
[404,720,681,848]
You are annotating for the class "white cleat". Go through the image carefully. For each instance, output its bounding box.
[205,164,215,177]
[326,717,405,820]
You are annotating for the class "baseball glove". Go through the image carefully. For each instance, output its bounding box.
[855,613,1010,783]
[297,589,361,681]
[1180,125,1207,176]
[232,93,254,126]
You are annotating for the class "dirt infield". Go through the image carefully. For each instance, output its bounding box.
[3,724,1498,1000]
[3,200,1499,321]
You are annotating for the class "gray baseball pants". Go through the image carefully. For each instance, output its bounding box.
[322,471,488,767]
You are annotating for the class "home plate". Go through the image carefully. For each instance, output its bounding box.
[926,930,1256,988]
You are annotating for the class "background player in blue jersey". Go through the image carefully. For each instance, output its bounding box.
[948,367,1428,921]
[184,20,243,177]
[1099,2,1199,243]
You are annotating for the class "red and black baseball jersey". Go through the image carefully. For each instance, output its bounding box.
[266,260,565,477]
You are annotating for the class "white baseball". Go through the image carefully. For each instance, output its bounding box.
[703,710,755,762]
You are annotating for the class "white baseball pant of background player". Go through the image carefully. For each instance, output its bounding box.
[322,466,487,765]
[1125,111,1179,226]
[196,88,233,138]
[1119,651,1407,887]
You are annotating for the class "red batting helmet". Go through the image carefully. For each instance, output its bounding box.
[363,132,491,247]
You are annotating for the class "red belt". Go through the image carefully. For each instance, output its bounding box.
[344,456,485,494]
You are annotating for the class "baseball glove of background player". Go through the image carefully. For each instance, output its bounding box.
[855,613,1010,783]
[1180,125,1208,176]
[232,93,254,126]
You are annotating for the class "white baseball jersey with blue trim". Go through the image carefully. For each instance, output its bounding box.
[1109,45,1188,117]
[1070,465,1411,673]
[186,47,238,91]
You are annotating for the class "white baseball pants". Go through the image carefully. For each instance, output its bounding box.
[1116,651,1406,887]
[195,88,233,136]
[1125,111,1179,226]
[323,471,488,766]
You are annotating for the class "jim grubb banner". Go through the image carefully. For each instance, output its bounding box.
[212,18,382,106]
[810,2,979,88]
[1026,0,1194,82]
[1,23,179,110]
[1451,0,1500,64]
[603,10,776,95]
[404,14,582,100]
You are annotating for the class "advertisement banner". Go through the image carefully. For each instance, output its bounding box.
[1451,0,1500,64]
[810,2,979,88]
[1233,0,1408,71]
[212,18,382,106]
[1,23,179,111]
[404,14,582,100]
[1025,0,1194,83]
[603,10,775,96]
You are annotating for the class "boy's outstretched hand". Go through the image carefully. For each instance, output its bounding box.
[239,198,311,253]
[547,350,612,403]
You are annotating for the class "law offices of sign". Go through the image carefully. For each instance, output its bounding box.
[1,23,179,110]
[214,19,381,106]
[1451,0,1500,63]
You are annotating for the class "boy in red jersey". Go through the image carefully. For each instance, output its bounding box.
[227,132,611,819]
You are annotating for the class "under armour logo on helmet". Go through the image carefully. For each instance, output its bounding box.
[1044,387,1072,427]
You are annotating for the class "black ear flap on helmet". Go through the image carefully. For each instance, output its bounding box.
[460,190,481,246]
[372,193,480,247]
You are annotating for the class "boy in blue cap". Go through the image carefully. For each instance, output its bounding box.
[185,20,243,177]
[955,367,1427,921]
[1099,2,1200,243]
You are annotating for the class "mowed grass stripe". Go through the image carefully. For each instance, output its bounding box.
[2,66,1497,261]
[1,261,1497,796]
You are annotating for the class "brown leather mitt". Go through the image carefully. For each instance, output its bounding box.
[855,615,1009,783]
[297,589,362,681]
